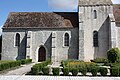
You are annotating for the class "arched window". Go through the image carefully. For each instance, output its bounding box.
[15,33,20,47]
[94,10,97,19]
[93,31,98,47]
[64,33,69,46]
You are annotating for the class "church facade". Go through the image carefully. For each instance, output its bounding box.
[1,0,120,64]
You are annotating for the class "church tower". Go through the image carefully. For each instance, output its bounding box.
[78,0,114,61]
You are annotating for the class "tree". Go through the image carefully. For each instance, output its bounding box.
[107,48,120,63]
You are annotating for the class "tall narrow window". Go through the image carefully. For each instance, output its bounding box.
[15,33,20,47]
[64,33,69,46]
[93,31,98,47]
[94,10,97,19]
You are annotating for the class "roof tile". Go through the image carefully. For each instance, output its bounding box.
[3,12,78,28]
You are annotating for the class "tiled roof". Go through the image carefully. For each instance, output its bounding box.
[3,12,78,28]
[113,4,120,27]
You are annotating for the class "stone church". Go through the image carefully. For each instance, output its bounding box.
[1,0,120,64]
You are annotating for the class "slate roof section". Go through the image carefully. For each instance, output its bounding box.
[3,12,78,28]
[79,0,112,5]
[113,4,120,27]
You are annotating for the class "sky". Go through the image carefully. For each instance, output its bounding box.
[0,0,120,35]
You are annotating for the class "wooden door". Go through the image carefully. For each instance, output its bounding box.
[38,46,46,62]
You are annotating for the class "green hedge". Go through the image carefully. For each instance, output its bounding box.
[90,66,99,76]
[31,59,51,75]
[31,65,39,75]
[9,61,21,68]
[111,62,120,67]
[20,59,32,65]
[91,58,108,63]
[0,62,10,71]
[80,67,87,76]
[85,62,97,72]
[61,60,98,76]
[62,67,69,76]
[99,67,108,76]
[0,59,32,71]
[61,60,84,68]
[71,68,79,76]
[52,67,60,76]
[61,60,120,76]
[42,67,49,75]
[110,67,119,76]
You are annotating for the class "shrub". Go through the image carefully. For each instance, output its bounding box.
[0,62,10,70]
[91,66,99,76]
[61,60,84,68]
[20,59,26,65]
[45,59,51,65]
[99,67,108,76]
[63,67,69,76]
[119,67,120,76]
[42,67,49,75]
[78,62,86,71]
[107,48,120,63]
[81,67,87,76]
[104,62,112,66]
[0,60,22,71]
[31,59,51,75]
[17,60,21,66]
[9,61,15,68]
[31,63,43,75]
[25,59,32,64]
[110,67,119,76]
[85,62,97,72]
[31,65,39,75]
[1,61,20,71]
[71,68,79,76]
[91,58,108,63]
[38,64,43,72]
[111,62,120,67]
[52,67,60,76]
[20,59,32,65]
[9,61,21,68]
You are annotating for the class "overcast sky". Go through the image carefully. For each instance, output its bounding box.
[0,0,120,35]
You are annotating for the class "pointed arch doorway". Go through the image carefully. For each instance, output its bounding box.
[38,46,46,62]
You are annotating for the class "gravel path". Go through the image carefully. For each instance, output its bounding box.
[0,76,120,80]
[1,63,35,75]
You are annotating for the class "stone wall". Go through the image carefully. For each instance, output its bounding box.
[29,28,79,63]
[2,28,79,63]
[79,5,113,61]
[116,27,120,48]
[2,29,26,60]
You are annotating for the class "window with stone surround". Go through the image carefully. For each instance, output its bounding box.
[15,33,20,47]
[64,33,69,47]
[93,31,98,47]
